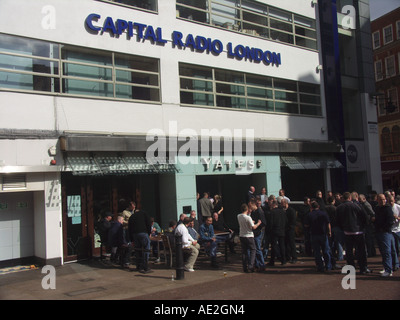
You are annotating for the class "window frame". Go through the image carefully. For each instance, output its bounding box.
[179,62,322,116]
[97,0,158,13]
[383,24,393,45]
[0,34,161,103]
[372,30,380,49]
[176,0,318,51]
[385,55,396,78]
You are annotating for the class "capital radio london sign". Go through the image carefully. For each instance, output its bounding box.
[85,13,282,67]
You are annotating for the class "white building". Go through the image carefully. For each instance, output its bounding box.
[0,0,380,266]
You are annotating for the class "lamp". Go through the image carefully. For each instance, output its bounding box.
[370,92,398,113]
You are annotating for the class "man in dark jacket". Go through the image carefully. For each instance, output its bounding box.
[374,193,396,277]
[336,192,371,274]
[267,200,287,266]
[281,198,297,263]
[128,209,152,273]
[304,201,331,272]
[108,216,130,267]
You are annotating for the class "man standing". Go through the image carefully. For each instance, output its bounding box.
[374,194,396,277]
[304,201,332,272]
[128,209,152,274]
[198,192,214,221]
[251,198,266,271]
[268,200,287,266]
[237,203,262,273]
[175,217,200,272]
[336,192,371,274]
[281,198,297,264]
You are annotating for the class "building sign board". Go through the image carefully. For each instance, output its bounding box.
[85,13,282,67]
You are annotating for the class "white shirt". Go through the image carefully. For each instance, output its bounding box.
[175,223,195,248]
[392,203,400,233]
[237,213,254,238]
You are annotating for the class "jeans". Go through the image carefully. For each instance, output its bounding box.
[311,234,332,271]
[393,231,400,257]
[254,233,265,269]
[331,226,344,261]
[240,237,256,272]
[376,232,395,273]
[133,233,151,271]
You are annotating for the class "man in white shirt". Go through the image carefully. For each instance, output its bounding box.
[175,217,200,272]
[237,203,261,273]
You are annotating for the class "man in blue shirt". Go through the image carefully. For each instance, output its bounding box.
[304,201,332,272]
[199,216,219,268]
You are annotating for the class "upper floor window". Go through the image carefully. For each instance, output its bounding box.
[176,0,317,51]
[0,33,160,103]
[396,20,400,40]
[98,0,158,12]
[372,31,380,49]
[179,63,321,116]
[374,60,383,81]
[383,25,393,45]
[385,55,396,78]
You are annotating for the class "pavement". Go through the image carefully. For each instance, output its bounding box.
[0,250,399,301]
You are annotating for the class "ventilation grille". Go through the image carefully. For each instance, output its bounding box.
[2,174,27,190]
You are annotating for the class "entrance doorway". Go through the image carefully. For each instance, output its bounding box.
[196,173,266,231]
[62,174,140,262]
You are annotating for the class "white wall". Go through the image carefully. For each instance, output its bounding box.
[0,0,328,145]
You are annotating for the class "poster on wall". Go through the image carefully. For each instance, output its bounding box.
[345,140,366,172]
[67,195,81,225]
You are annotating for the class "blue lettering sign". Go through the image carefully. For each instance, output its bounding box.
[84,14,282,67]
[227,42,281,66]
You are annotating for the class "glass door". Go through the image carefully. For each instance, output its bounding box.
[62,174,89,262]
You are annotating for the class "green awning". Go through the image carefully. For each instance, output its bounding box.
[65,153,177,176]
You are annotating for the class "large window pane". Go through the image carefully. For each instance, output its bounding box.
[247,98,274,111]
[247,87,273,99]
[180,78,213,92]
[181,91,214,106]
[300,104,321,116]
[215,69,244,83]
[108,0,157,11]
[180,65,212,79]
[216,95,245,108]
[275,102,298,114]
[274,79,297,91]
[216,83,245,95]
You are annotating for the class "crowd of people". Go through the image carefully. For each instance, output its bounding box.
[96,187,400,278]
[238,186,400,277]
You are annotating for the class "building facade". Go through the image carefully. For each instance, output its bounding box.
[371,7,400,192]
[0,0,381,266]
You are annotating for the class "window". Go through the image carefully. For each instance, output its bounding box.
[98,0,158,12]
[397,20,400,40]
[377,92,386,116]
[387,88,399,113]
[0,33,160,102]
[381,127,392,154]
[392,125,400,153]
[374,60,383,81]
[385,55,396,78]
[383,25,393,45]
[176,0,317,50]
[372,31,380,49]
[179,63,321,116]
